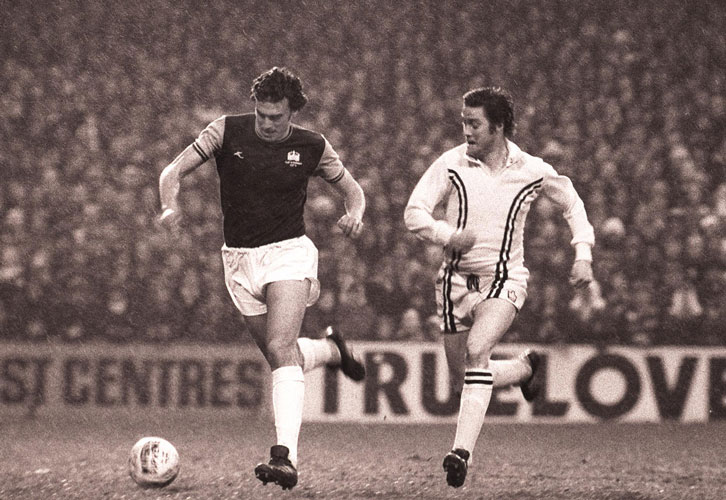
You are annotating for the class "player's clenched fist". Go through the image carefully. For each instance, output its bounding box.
[159,207,182,232]
[337,214,363,238]
[569,259,593,289]
[447,228,476,253]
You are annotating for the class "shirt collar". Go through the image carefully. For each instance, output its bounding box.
[504,139,522,167]
[464,139,521,168]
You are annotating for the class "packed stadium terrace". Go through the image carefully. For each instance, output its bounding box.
[1,0,724,345]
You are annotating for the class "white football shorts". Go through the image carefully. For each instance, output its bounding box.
[222,235,320,316]
[436,266,528,334]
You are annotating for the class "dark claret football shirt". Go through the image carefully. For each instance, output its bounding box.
[192,114,345,248]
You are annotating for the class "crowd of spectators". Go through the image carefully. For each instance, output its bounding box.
[1,0,725,345]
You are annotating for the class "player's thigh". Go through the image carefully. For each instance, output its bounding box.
[264,279,311,345]
[243,313,268,352]
[468,298,518,355]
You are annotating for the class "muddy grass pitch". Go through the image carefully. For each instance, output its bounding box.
[2,414,724,499]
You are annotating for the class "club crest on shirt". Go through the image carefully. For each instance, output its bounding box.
[234,151,244,159]
[285,150,302,167]
[508,290,517,303]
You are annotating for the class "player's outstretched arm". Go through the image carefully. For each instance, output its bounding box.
[330,168,365,238]
[158,145,205,231]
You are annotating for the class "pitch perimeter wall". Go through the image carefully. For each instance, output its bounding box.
[1,342,725,423]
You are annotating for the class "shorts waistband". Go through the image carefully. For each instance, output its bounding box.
[222,235,308,254]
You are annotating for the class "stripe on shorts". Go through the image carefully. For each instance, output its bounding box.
[442,265,456,333]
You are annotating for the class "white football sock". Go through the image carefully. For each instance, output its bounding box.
[297,337,340,372]
[453,369,493,456]
[490,358,531,387]
[271,365,305,467]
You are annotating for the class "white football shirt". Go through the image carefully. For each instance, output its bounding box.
[405,140,595,285]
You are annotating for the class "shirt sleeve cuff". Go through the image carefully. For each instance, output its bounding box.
[574,242,593,262]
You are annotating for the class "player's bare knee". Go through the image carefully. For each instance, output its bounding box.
[266,337,299,368]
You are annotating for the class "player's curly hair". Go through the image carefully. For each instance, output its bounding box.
[463,87,515,138]
[250,67,308,112]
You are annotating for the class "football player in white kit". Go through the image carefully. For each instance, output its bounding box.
[405,87,595,488]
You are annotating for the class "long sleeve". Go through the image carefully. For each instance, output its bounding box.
[540,163,595,258]
[404,157,456,246]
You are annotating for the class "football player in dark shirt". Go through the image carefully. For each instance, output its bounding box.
[159,67,366,490]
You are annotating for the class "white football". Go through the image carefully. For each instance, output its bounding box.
[128,437,180,488]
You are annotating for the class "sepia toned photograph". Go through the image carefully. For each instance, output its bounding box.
[1,0,725,498]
